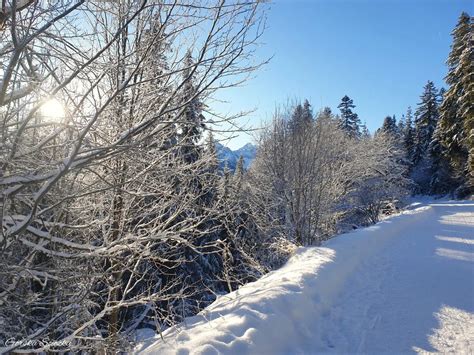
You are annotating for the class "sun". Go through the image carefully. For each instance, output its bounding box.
[40,98,65,121]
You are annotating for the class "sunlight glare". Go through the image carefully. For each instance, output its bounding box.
[40,98,65,121]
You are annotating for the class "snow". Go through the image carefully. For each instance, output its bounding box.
[216,142,256,170]
[135,200,474,354]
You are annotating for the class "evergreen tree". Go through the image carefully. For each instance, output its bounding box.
[204,132,220,197]
[410,81,441,193]
[360,121,370,139]
[429,82,456,194]
[438,87,446,104]
[458,16,474,190]
[337,95,361,138]
[206,132,219,171]
[381,115,398,137]
[302,99,313,123]
[289,99,313,132]
[403,107,415,164]
[438,12,473,191]
[320,106,332,119]
[429,124,455,194]
[198,132,220,207]
[178,50,205,164]
[413,81,440,166]
[398,114,406,134]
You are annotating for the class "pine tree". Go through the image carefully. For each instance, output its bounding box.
[337,95,361,138]
[438,12,473,191]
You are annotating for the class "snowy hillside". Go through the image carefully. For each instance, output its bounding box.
[216,142,256,170]
[135,201,474,354]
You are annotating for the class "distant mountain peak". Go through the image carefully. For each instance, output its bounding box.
[216,142,256,170]
[240,142,255,149]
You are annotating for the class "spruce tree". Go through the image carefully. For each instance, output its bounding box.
[429,124,455,194]
[413,81,440,166]
[438,12,473,191]
[320,106,332,119]
[201,132,220,205]
[398,114,406,134]
[337,95,361,138]
[381,115,398,137]
[205,132,219,174]
[410,81,441,193]
[403,107,415,164]
[179,50,205,164]
[459,18,474,189]
[360,121,370,139]
[302,99,313,123]
[289,99,313,132]
[438,87,446,104]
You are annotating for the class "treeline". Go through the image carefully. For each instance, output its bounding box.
[233,12,472,256]
[380,13,473,197]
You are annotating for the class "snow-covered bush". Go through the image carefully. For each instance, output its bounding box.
[247,103,410,248]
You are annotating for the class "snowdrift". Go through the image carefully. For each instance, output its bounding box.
[135,202,474,354]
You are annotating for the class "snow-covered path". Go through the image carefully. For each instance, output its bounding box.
[136,201,474,354]
[316,202,474,353]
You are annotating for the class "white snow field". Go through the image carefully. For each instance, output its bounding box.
[135,201,474,354]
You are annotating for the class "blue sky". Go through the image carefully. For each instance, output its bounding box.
[214,0,473,149]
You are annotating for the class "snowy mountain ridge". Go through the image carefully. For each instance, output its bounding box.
[216,142,257,170]
[135,200,474,354]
